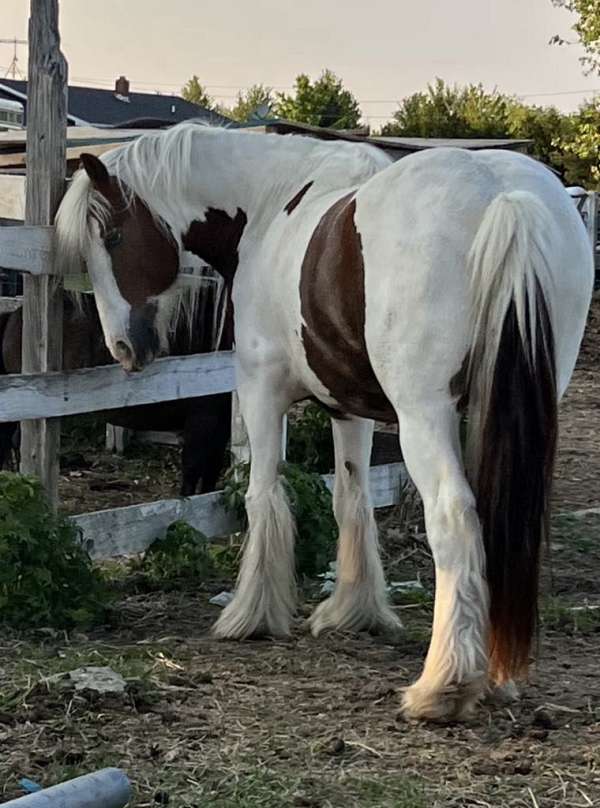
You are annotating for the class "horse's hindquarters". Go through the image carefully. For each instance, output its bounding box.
[354,148,593,719]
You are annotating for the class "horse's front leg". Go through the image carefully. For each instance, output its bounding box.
[310,415,401,635]
[213,381,296,640]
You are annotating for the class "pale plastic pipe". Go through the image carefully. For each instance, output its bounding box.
[2,769,132,808]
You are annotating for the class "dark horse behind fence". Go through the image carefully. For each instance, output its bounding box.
[0,285,231,495]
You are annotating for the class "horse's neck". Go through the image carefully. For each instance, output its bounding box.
[179,131,321,227]
[172,133,328,283]
[130,127,388,296]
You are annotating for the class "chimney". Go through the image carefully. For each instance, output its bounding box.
[115,75,130,98]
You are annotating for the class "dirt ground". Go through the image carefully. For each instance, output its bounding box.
[554,294,600,512]
[1,300,600,807]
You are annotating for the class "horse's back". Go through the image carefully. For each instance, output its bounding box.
[356,147,592,406]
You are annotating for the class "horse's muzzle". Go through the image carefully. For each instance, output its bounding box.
[114,338,145,372]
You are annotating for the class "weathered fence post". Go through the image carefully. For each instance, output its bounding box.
[105,424,132,454]
[20,0,67,505]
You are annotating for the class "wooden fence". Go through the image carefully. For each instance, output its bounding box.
[0,0,597,561]
[0,0,408,563]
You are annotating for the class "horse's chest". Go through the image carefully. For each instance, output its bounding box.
[299,193,395,422]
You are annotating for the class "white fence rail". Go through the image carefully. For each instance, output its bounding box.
[74,462,407,559]
[0,351,236,422]
[0,224,53,274]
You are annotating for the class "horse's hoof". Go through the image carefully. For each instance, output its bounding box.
[486,679,520,706]
[401,675,485,722]
[309,591,402,637]
[212,607,291,641]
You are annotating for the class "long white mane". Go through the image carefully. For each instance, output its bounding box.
[56,121,390,269]
[54,122,390,349]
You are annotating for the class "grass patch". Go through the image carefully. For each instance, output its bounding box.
[5,764,427,808]
[551,511,600,554]
[0,640,178,713]
[541,597,600,635]
[389,587,433,608]
[162,767,426,808]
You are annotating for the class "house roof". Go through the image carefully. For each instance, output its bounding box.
[0,78,230,128]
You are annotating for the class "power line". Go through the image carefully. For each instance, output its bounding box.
[519,88,600,97]
[6,62,599,106]
[0,37,27,79]
[68,74,600,101]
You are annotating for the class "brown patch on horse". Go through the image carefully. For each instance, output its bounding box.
[474,282,557,683]
[102,187,178,306]
[183,208,247,285]
[80,153,180,306]
[183,208,247,351]
[284,182,313,215]
[299,192,395,422]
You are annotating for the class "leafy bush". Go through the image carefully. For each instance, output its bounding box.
[287,403,334,474]
[222,462,337,578]
[140,520,216,588]
[0,473,110,629]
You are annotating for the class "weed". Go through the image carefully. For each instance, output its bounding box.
[287,402,334,474]
[222,462,337,578]
[138,521,216,589]
[0,473,110,629]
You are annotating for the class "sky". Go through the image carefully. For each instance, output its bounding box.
[2,0,599,126]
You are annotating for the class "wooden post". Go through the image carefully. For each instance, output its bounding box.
[19,0,67,505]
[105,425,131,454]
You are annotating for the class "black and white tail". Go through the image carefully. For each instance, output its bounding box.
[466,191,557,682]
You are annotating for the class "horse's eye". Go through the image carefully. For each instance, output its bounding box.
[104,229,122,250]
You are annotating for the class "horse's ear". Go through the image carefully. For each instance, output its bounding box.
[80,153,110,187]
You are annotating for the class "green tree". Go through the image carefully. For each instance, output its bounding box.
[227,84,273,122]
[182,75,215,109]
[551,0,600,74]
[506,103,569,167]
[274,70,362,129]
[548,2,600,186]
[380,79,513,138]
[554,99,600,187]
[380,78,574,177]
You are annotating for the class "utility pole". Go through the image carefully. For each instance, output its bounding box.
[0,37,28,79]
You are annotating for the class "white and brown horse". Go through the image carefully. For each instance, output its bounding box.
[55,124,593,720]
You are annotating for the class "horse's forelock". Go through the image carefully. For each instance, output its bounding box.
[55,168,113,275]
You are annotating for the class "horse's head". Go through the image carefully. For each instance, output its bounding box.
[60,153,180,371]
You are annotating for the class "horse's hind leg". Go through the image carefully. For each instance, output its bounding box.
[213,382,296,640]
[0,422,18,470]
[180,395,231,495]
[397,403,489,721]
[310,415,401,635]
